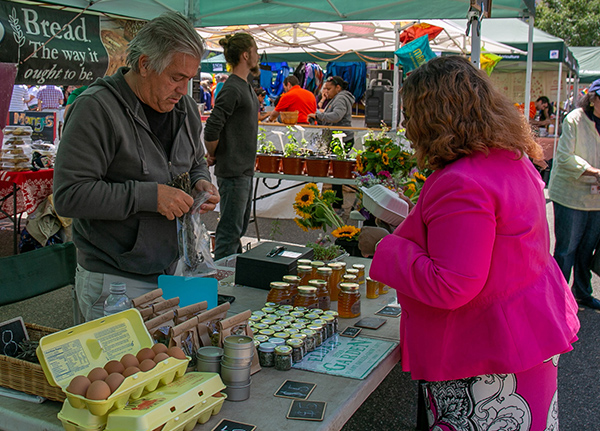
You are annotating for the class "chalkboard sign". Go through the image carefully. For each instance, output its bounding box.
[211,419,256,431]
[274,380,316,400]
[375,306,402,317]
[354,317,386,330]
[287,400,327,421]
[8,111,58,143]
[0,317,28,357]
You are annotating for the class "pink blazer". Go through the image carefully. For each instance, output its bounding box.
[371,149,580,381]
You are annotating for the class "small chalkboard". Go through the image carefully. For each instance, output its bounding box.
[375,306,402,317]
[287,400,327,421]
[211,419,256,431]
[339,326,361,338]
[0,317,28,357]
[274,380,316,400]
[354,317,386,330]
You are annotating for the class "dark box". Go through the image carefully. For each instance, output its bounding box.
[235,242,314,290]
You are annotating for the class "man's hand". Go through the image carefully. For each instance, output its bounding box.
[206,155,217,166]
[157,184,194,220]
[358,226,390,258]
[194,180,220,213]
[307,112,317,120]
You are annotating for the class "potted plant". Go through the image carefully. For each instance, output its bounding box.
[304,133,330,178]
[281,126,305,175]
[330,132,357,179]
[256,128,281,173]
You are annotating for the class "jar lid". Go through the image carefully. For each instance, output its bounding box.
[324,310,339,317]
[291,333,307,340]
[254,339,260,348]
[317,267,332,274]
[265,314,279,320]
[298,259,312,265]
[249,315,262,322]
[275,310,289,316]
[283,275,301,282]
[261,318,276,325]
[312,319,326,326]
[297,265,312,271]
[273,332,290,339]
[258,342,276,352]
[265,302,279,307]
[291,323,306,330]
[275,345,293,355]
[322,315,334,322]
[307,279,327,287]
[275,320,291,327]
[254,323,269,330]
[262,307,277,313]
[280,315,295,322]
[295,318,310,325]
[366,276,373,281]
[294,306,308,312]
[270,282,290,290]
[346,268,359,275]
[286,339,304,348]
[258,329,275,336]
[224,335,253,346]
[279,305,294,311]
[327,262,343,269]
[307,325,322,332]
[339,261,347,267]
[297,286,317,295]
[269,337,286,346]
[352,264,365,270]
[312,308,324,315]
[254,335,270,343]
[284,328,299,334]
[302,329,316,336]
[304,313,319,320]
[196,346,224,360]
[270,325,285,332]
[252,310,266,317]
[340,282,360,291]
[311,261,325,268]
[342,274,357,281]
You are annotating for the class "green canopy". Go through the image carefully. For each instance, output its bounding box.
[571,47,600,84]
[31,0,534,26]
[201,53,227,74]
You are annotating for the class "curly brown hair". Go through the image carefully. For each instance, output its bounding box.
[402,56,542,170]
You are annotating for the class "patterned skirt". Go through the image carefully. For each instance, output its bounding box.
[421,356,559,431]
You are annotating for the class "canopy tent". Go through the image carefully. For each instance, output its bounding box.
[24,0,534,26]
[195,19,525,64]
[571,47,600,85]
[201,53,227,73]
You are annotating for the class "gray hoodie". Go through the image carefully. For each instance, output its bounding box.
[54,68,210,281]
[315,89,355,141]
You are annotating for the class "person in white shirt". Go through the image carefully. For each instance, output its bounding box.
[27,85,39,110]
[8,85,32,111]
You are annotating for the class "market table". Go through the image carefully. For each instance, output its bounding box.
[0,257,402,431]
[0,169,54,254]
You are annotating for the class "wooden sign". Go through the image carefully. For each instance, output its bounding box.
[211,419,256,431]
[287,400,327,421]
[274,380,316,400]
[0,317,28,357]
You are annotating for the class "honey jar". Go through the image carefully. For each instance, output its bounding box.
[338,282,361,318]
[266,282,292,305]
[310,261,325,278]
[293,286,318,309]
[298,258,312,267]
[366,277,379,299]
[283,275,301,302]
[379,282,390,295]
[297,265,313,286]
[308,279,330,311]
[327,262,344,302]
[352,264,366,288]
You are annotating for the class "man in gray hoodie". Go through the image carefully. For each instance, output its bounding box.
[54,12,219,321]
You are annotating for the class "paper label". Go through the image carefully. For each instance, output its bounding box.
[281,251,302,258]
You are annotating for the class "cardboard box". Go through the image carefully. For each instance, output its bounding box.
[235,242,313,290]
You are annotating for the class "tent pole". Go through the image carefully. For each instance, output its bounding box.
[469,14,481,69]
[553,62,562,160]
[573,76,580,107]
[524,15,534,120]
[392,22,400,131]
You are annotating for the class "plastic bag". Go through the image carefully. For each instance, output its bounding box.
[175,191,217,277]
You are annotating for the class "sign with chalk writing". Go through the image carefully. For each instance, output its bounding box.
[286,400,327,421]
[0,317,28,358]
[274,380,316,400]
[0,0,108,85]
[292,335,397,379]
[211,419,256,431]
[8,111,57,142]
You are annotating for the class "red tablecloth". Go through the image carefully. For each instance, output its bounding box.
[0,169,54,219]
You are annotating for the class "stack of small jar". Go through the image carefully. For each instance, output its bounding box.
[220,335,254,401]
[251,303,339,371]
[266,259,373,319]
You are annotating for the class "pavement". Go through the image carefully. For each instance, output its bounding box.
[0,188,599,430]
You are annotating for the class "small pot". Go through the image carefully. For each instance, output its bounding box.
[223,335,254,353]
[221,353,254,368]
[197,360,221,373]
[281,157,305,175]
[220,362,252,384]
[223,379,252,402]
[305,157,330,177]
[331,159,356,179]
[256,154,282,173]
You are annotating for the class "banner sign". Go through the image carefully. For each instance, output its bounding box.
[0,0,109,85]
[8,111,57,142]
[292,335,397,379]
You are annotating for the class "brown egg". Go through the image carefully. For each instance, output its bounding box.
[136,347,155,363]
[104,360,125,375]
[121,354,139,369]
[86,380,111,400]
[122,366,140,377]
[87,367,109,382]
[139,358,156,372]
[105,373,125,393]
[151,343,168,355]
[154,352,169,363]
[167,346,187,360]
[66,375,91,397]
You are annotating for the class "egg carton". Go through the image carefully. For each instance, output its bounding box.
[36,309,189,416]
[360,184,409,227]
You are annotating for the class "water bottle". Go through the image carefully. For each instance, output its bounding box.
[103,282,132,316]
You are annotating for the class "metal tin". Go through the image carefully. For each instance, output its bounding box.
[220,362,252,384]
[223,379,252,402]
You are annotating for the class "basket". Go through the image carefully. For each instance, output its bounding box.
[0,322,65,402]
[280,111,299,124]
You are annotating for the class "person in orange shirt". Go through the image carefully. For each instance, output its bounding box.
[267,76,316,124]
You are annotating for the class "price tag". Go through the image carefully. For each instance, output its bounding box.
[591,185,599,195]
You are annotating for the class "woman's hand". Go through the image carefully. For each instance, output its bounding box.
[358,226,390,258]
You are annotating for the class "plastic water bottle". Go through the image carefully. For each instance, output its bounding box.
[103,282,132,316]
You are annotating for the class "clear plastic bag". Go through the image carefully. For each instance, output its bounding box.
[175,191,217,277]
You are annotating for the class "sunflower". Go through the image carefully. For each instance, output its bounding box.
[332,225,361,240]
[355,156,364,173]
[375,148,382,156]
[414,171,427,182]
[303,183,320,195]
[295,188,315,208]
[382,153,390,165]
[322,189,337,202]
[295,206,312,219]
[294,218,309,232]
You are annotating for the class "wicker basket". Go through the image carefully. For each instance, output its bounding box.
[280,111,299,124]
[0,323,65,402]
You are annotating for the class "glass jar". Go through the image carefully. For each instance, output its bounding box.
[300,329,316,352]
[258,342,276,367]
[327,262,344,302]
[261,318,276,326]
[338,282,361,318]
[275,320,291,328]
[265,302,278,308]
[304,312,319,321]
[352,264,366,288]
[313,319,328,340]
[298,258,312,267]
[307,324,324,347]
[270,324,285,333]
[253,323,269,332]
[269,337,286,347]
[297,265,313,286]
[282,275,301,302]
[252,310,266,318]
[379,282,390,295]
[294,286,318,309]
[258,328,275,337]
[291,333,308,355]
[324,310,339,334]
[286,339,304,363]
[274,345,293,371]
[322,315,336,338]
[280,304,294,311]
[262,306,277,314]
[310,261,325,278]
[284,328,299,335]
[366,277,379,299]
[254,334,269,344]
[249,315,262,324]
[291,322,306,331]
[273,332,290,340]
[308,279,330,311]
[266,282,292,306]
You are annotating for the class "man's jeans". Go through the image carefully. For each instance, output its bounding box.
[214,176,253,260]
[553,202,600,300]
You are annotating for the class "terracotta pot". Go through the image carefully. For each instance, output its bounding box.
[305,158,330,178]
[256,154,281,173]
[331,159,356,179]
[281,157,305,175]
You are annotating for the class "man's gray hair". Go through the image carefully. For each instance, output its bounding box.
[127,12,205,74]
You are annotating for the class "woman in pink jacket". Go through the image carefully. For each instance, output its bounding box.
[369,56,579,431]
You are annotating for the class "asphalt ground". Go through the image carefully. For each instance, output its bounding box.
[0,187,598,430]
